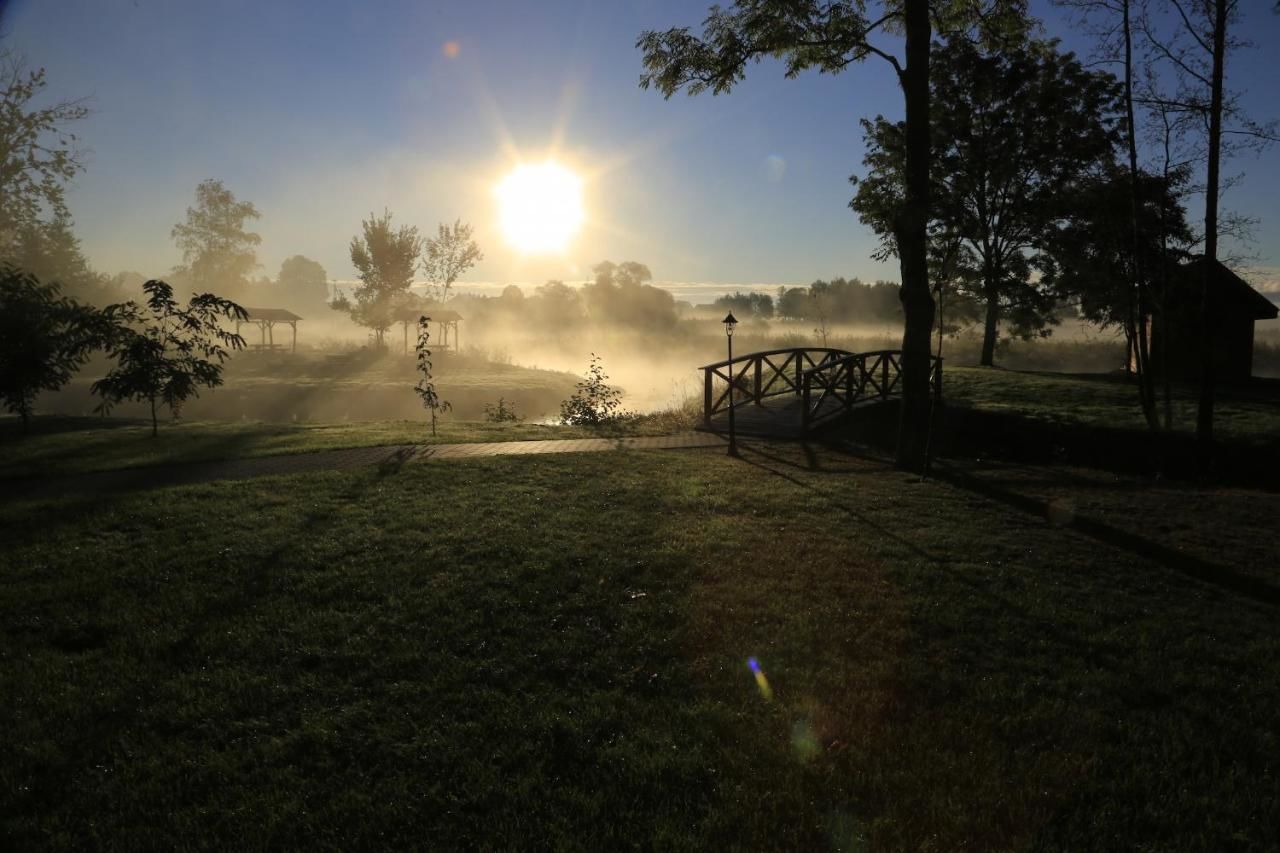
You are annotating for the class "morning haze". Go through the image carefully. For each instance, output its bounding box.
[3,1,1280,850]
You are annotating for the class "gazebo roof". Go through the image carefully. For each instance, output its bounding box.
[243,307,303,322]
[391,307,464,323]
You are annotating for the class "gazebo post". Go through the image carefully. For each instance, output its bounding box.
[260,322,267,348]
[268,322,274,348]
[291,321,297,353]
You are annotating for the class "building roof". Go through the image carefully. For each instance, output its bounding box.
[1174,258,1278,320]
[243,307,303,322]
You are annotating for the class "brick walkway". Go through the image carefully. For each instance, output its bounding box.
[6,432,728,501]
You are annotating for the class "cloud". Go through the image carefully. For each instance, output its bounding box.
[1242,266,1280,293]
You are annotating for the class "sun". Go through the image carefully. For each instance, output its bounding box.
[495,161,584,254]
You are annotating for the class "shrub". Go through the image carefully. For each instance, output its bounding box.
[559,354,632,426]
[484,397,522,423]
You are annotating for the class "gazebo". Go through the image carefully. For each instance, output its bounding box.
[238,308,303,352]
[392,307,463,354]
[1141,258,1278,382]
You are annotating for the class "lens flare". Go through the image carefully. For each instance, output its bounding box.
[747,656,773,701]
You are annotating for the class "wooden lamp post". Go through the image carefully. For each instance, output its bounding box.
[723,311,739,456]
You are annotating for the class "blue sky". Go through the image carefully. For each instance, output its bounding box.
[5,0,1280,295]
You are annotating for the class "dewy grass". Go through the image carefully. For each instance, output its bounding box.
[2,444,1277,850]
[0,411,697,479]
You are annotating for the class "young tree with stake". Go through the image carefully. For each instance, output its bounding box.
[413,316,451,437]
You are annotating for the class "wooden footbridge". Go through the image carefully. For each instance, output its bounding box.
[699,347,942,439]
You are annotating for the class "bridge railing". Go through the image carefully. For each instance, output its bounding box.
[800,350,943,431]
[700,347,854,425]
[699,346,943,433]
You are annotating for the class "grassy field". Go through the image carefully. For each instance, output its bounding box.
[2,442,1277,850]
[944,367,1280,445]
[43,348,587,424]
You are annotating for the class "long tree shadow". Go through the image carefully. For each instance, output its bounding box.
[928,460,1280,608]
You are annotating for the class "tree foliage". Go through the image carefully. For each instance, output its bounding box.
[340,210,422,346]
[851,36,1123,365]
[638,0,1028,470]
[713,291,775,319]
[0,51,89,254]
[170,179,262,301]
[1041,165,1193,329]
[581,261,676,330]
[0,265,110,432]
[93,280,247,436]
[422,219,482,302]
[7,213,118,305]
[276,254,329,309]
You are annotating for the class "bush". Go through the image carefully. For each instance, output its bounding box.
[559,354,632,426]
[484,397,522,423]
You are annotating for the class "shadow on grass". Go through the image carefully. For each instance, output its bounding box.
[929,461,1280,608]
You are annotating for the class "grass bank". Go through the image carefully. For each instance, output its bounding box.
[0,405,700,479]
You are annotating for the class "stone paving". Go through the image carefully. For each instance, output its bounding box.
[4,432,728,501]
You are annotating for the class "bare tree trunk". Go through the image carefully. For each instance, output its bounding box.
[150,397,158,438]
[1196,0,1227,472]
[1122,0,1160,432]
[980,286,999,366]
[895,0,936,473]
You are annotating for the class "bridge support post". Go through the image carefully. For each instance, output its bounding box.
[703,369,713,427]
[802,378,811,434]
[882,355,891,400]
[753,358,762,405]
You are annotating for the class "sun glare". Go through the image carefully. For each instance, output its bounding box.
[495,161,584,254]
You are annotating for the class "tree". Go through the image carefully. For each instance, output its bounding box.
[1040,165,1193,369]
[275,255,328,310]
[0,51,90,255]
[170,179,262,302]
[713,291,774,319]
[582,261,677,330]
[0,265,110,433]
[8,212,117,305]
[93,280,247,437]
[1137,0,1276,466]
[413,316,451,437]
[422,219,483,302]
[339,210,422,347]
[638,0,1026,471]
[851,36,1123,366]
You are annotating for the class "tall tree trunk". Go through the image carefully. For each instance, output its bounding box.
[980,286,999,366]
[1122,0,1160,432]
[20,407,30,435]
[150,397,158,438]
[1196,0,1227,471]
[894,0,936,473]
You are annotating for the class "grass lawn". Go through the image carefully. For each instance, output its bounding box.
[2,443,1276,850]
[0,407,699,479]
[944,367,1280,445]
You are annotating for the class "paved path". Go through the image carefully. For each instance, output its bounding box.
[5,432,728,501]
